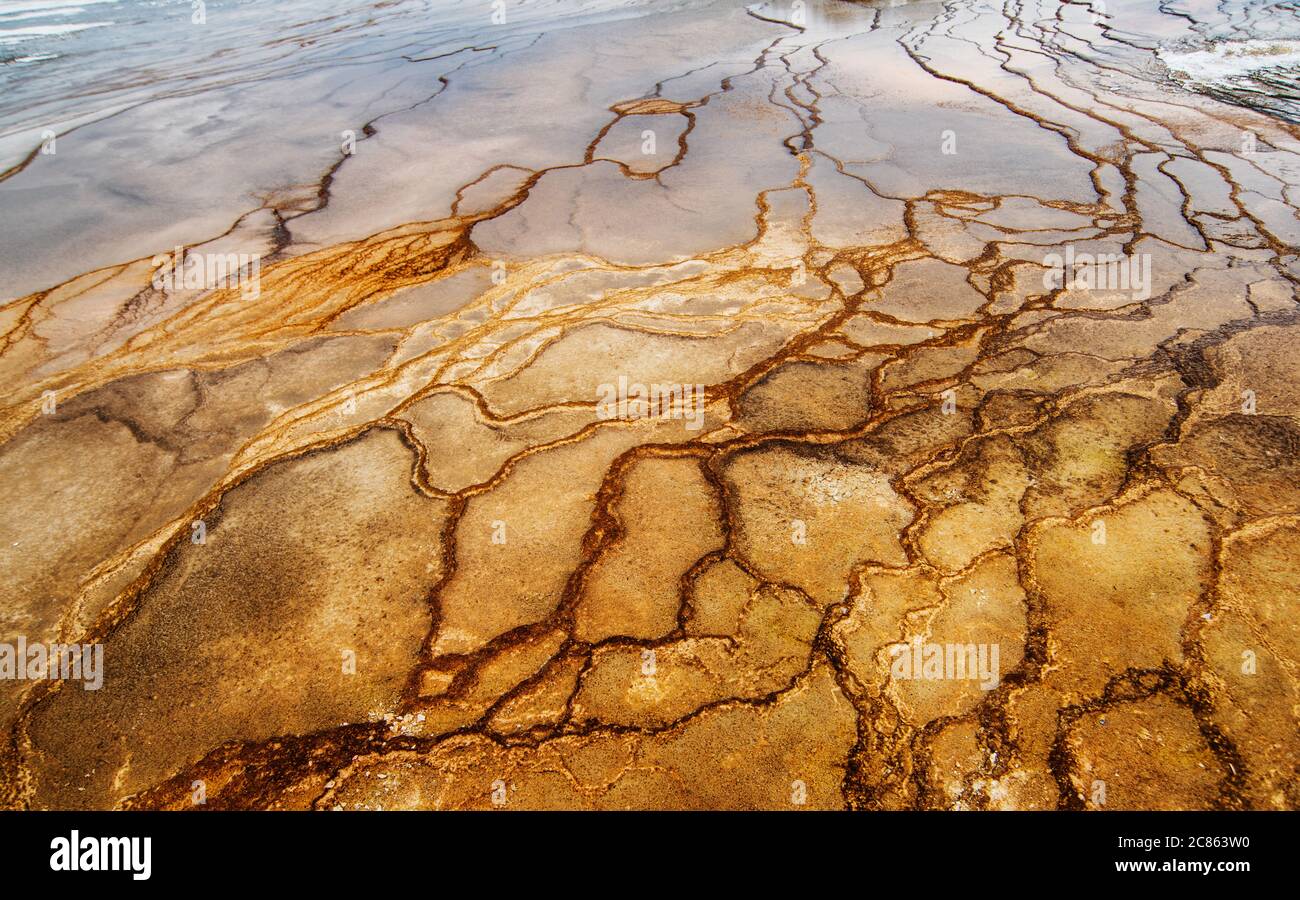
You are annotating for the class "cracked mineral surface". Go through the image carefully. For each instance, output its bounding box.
[0,0,1296,811]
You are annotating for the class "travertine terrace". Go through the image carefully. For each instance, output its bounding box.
[0,0,1296,810]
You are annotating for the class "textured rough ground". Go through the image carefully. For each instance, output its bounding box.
[0,0,1297,810]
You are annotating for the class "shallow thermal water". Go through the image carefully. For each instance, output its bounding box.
[0,0,1296,811]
